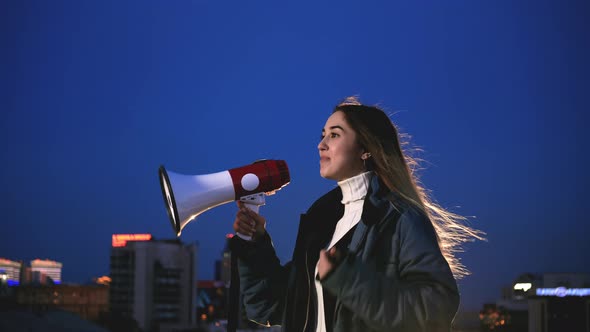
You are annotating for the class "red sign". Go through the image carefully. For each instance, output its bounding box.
[112,234,152,247]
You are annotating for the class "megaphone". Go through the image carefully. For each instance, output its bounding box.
[158,159,290,239]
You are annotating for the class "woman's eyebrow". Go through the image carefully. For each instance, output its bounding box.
[321,125,345,132]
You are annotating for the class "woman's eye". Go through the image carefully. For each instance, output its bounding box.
[320,133,339,141]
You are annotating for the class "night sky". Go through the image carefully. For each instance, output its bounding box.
[1,1,588,312]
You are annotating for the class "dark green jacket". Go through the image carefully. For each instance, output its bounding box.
[230,175,459,331]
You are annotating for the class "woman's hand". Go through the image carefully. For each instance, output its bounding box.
[317,247,342,280]
[233,201,267,241]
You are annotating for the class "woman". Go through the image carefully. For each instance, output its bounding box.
[230,97,484,332]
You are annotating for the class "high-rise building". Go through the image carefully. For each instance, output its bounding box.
[109,234,197,332]
[30,259,62,284]
[0,258,22,286]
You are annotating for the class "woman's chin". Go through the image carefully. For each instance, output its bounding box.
[319,170,336,180]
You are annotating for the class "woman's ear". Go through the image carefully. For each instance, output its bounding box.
[361,152,372,160]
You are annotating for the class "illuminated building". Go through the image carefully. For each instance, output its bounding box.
[0,258,22,286]
[30,259,62,284]
[528,273,590,332]
[14,284,109,322]
[196,280,227,324]
[485,272,590,332]
[109,233,197,331]
[93,275,111,286]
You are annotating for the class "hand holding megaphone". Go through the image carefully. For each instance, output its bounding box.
[159,159,290,239]
[233,201,267,241]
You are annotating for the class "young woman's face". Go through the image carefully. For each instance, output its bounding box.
[318,111,365,181]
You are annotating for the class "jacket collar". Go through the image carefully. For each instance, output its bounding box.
[361,174,399,226]
[344,174,401,254]
[298,174,403,252]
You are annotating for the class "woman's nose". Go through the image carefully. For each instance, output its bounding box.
[318,138,327,151]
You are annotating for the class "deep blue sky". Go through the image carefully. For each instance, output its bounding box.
[1,1,588,311]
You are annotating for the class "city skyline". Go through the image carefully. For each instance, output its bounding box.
[1,0,589,313]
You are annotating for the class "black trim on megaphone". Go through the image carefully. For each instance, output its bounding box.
[159,165,181,236]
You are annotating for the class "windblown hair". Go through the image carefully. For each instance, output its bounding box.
[334,96,485,279]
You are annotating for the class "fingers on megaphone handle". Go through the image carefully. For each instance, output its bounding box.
[235,206,256,233]
[235,201,259,242]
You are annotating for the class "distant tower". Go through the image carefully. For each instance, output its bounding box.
[109,234,198,331]
[30,259,62,284]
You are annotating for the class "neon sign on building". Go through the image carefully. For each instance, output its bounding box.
[112,234,152,247]
[536,287,590,297]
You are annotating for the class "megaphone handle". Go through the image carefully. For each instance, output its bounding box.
[236,194,265,241]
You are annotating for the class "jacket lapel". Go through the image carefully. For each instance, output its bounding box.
[348,175,398,256]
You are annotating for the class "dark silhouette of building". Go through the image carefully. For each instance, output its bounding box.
[14,283,109,322]
[483,272,590,332]
[109,233,198,332]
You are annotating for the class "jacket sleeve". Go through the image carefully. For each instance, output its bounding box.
[320,207,460,331]
[230,232,290,327]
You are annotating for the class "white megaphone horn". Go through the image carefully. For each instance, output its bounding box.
[158,159,290,239]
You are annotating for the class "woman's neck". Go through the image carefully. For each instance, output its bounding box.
[337,171,373,204]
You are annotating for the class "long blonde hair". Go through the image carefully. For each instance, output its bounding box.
[335,97,485,278]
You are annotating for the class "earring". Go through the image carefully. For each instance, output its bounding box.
[362,153,371,170]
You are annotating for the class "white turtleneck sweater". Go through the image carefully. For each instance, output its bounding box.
[314,171,373,332]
